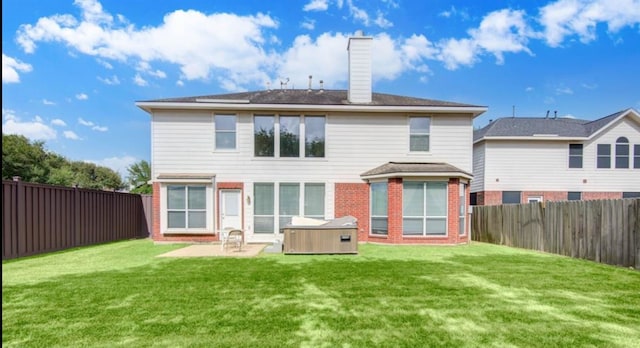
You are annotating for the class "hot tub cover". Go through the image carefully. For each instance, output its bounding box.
[286,215,357,229]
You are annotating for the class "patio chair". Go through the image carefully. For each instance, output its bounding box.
[221,229,243,252]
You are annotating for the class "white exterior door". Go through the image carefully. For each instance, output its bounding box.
[220,190,242,230]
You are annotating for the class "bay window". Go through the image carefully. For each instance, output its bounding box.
[403,181,447,236]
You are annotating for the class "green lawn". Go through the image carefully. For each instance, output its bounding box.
[3,240,639,348]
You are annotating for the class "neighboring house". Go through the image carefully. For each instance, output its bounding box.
[471,109,640,205]
[136,32,487,245]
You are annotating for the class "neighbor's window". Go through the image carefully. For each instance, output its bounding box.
[403,181,447,236]
[280,116,300,157]
[304,183,325,220]
[615,137,629,168]
[370,182,388,235]
[409,117,430,152]
[254,115,275,157]
[597,144,611,168]
[635,144,640,169]
[305,116,325,157]
[459,183,467,236]
[568,192,582,201]
[623,192,640,198]
[279,183,300,231]
[569,144,583,168]
[502,191,521,204]
[254,183,274,233]
[167,185,206,229]
[215,114,236,150]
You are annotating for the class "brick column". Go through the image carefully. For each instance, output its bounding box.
[387,178,403,244]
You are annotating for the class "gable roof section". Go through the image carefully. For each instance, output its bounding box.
[361,162,473,180]
[474,108,640,143]
[136,89,487,116]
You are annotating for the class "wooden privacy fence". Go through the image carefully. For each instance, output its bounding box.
[471,198,640,268]
[2,180,153,260]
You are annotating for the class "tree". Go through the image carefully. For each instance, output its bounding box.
[2,133,125,190]
[126,160,152,194]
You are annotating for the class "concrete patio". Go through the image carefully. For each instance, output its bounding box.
[157,243,268,258]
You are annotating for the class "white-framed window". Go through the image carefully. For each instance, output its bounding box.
[615,137,630,168]
[597,144,611,168]
[254,115,325,158]
[254,182,326,234]
[568,144,583,168]
[459,183,467,236]
[527,196,543,203]
[167,185,206,229]
[635,144,640,169]
[409,116,430,152]
[403,181,447,236]
[370,182,388,235]
[214,114,236,150]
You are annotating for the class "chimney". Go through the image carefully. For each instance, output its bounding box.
[347,30,372,103]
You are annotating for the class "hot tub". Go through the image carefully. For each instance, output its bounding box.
[282,216,358,254]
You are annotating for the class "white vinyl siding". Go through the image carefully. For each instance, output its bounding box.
[471,143,485,192]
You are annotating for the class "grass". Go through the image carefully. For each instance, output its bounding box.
[3,240,640,348]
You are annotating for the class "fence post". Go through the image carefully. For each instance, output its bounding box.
[13,177,26,258]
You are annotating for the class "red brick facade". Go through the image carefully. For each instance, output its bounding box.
[335,178,469,245]
[475,190,623,205]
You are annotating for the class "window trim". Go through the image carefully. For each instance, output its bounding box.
[370,181,388,236]
[615,137,630,169]
[597,144,611,169]
[253,114,326,159]
[161,183,213,234]
[402,180,448,237]
[568,143,583,169]
[634,144,640,169]
[214,114,237,151]
[459,183,467,237]
[408,116,431,153]
[527,196,543,203]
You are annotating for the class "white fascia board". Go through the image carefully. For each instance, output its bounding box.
[473,136,588,144]
[361,171,473,181]
[586,109,640,140]
[136,101,488,117]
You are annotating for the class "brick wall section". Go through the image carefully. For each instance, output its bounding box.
[334,183,370,242]
[387,178,403,243]
[474,190,623,205]
[151,182,217,243]
[583,192,622,200]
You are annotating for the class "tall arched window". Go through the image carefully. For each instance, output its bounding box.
[615,137,630,168]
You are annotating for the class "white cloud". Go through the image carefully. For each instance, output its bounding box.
[525,86,534,92]
[43,99,56,105]
[303,0,329,12]
[133,73,148,86]
[92,125,108,132]
[347,0,370,26]
[63,130,81,140]
[97,58,113,69]
[301,18,315,30]
[556,87,574,95]
[539,0,640,47]
[176,80,184,86]
[2,53,33,83]
[78,117,94,126]
[16,3,279,90]
[87,155,138,178]
[374,11,393,29]
[97,75,120,85]
[2,109,57,140]
[51,118,67,126]
[581,82,597,89]
[76,93,89,100]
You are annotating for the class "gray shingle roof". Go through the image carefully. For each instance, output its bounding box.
[361,162,472,178]
[474,108,637,141]
[139,89,483,108]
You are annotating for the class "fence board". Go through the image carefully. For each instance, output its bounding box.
[2,180,153,260]
[472,198,639,268]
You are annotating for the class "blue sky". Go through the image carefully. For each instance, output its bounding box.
[3,0,640,178]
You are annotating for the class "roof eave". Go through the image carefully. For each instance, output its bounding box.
[586,108,640,139]
[473,135,589,144]
[361,171,473,181]
[136,101,487,116]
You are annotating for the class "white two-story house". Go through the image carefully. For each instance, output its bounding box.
[136,33,487,245]
[471,109,640,205]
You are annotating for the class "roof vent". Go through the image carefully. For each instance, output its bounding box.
[319,80,324,92]
[308,75,312,92]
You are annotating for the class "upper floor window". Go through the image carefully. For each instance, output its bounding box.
[597,144,611,168]
[409,117,430,152]
[635,144,640,169]
[568,144,583,168]
[215,114,236,150]
[254,115,325,158]
[615,137,629,168]
[254,115,275,157]
[280,116,300,157]
[305,116,325,157]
